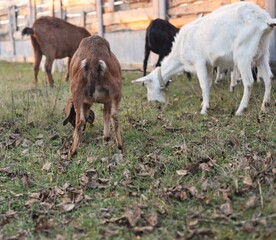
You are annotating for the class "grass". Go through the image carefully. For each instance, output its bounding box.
[0,61,275,240]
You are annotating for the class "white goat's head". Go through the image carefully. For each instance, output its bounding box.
[132,67,168,103]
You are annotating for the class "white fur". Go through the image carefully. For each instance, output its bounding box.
[40,56,67,73]
[99,59,107,74]
[80,58,87,70]
[133,2,275,115]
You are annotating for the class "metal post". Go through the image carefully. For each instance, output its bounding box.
[96,0,104,37]
[83,11,87,28]
[8,6,16,56]
[28,0,34,25]
[34,0,37,20]
[159,0,167,20]
[59,0,64,19]
[52,0,55,17]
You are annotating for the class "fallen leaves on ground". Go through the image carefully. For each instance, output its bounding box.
[101,206,159,234]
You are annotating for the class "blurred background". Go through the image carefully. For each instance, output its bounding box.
[0,0,275,73]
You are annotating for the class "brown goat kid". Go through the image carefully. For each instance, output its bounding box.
[63,35,123,157]
[22,16,90,87]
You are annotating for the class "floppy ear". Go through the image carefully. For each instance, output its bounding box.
[131,75,152,84]
[80,58,89,77]
[63,99,76,128]
[99,60,107,76]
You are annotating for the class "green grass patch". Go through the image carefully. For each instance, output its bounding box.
[0,61,275,239]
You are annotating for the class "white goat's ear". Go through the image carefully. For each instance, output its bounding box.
[99,60,107,75]
[131,76,152,84]
[80,58,88,77]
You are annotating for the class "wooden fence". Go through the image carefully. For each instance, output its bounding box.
[0,0,272,70]
[0,0,267,39]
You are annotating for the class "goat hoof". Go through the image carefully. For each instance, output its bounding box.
[104,136,111,142]
[68,149,77,159]
[264,102,270,108]
[235,107,247,116]
[117,144,124,153]
[200,108,208,115]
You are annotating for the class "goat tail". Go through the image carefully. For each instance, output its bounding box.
[21,27,34,36]
[268,19,276,27]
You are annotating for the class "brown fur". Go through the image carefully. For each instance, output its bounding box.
[64,35,123,157]
[22,16,90,87]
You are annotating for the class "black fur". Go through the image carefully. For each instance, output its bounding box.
[143,19,179,76]
[21,27,34,36]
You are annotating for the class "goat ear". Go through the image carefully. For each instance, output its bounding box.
[131,76,152,84]
[63,99,76,127]
[80,58,89,77]
[99,60,107,73]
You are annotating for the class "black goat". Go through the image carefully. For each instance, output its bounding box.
[143,19,178,76]
[143,18,191,80]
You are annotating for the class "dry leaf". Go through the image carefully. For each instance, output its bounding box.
[244,195,256,209]
[243,176,253,186]
[5,209,17,216]
[42,162,52,171]
[35,218,55,231]
[123,207,142,227]
[220,202,233,216]
[147,211,158,227]
[62,203,75,212]
[22,174,33,188]
[188,219,199,228]
[176,169,188,176]
[35,139,44,146]
[80,173,89,185]
[54,186,64,195]
[201,179,209,191]
[132,226,153,233]
[87,156,96,163]
[29,192,40,199]
[25,198,40,205]
[180,191,188,201]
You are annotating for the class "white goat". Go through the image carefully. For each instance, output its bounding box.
[132,2,275,115]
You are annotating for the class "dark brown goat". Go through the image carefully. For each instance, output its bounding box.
[63,35,123,157]
[22,16,90,87]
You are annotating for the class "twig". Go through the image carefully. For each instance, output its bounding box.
[257,180,264,208]
[26,91,30,124]
[11,91,15,123]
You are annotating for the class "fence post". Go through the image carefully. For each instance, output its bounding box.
[34,0,37,20]
[59,0,64,19]
[96,0,104,37]
[159,0,167,19]
[28,0,34,26]
[83,11,87,28]
[152,0,167,19]
[52,0,55,17]
[8,6,16,56]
